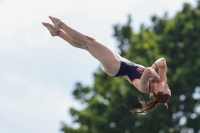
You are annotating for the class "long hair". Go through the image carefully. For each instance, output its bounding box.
[128,91,171,113]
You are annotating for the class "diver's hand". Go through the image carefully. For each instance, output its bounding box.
[137,67,146,73]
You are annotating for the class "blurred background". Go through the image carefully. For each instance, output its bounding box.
[0,0,200,133]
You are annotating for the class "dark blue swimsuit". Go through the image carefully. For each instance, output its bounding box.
[114,56,145,82]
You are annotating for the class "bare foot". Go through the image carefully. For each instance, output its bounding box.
[49,16,62,29]
[42,22,60,36]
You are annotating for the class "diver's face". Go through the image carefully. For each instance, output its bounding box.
[154,81,171,95]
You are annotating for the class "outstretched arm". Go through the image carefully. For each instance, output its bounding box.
[138,67,160,93]
[151,57,167,82]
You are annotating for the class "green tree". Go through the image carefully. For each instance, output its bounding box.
[151,2,200,132]
[61,1,200,133]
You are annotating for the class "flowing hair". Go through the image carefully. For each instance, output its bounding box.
[127,91,171,113]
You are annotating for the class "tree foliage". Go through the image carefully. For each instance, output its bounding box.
[61,1,200,133]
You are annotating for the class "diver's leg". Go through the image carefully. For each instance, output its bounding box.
[42,22,83,48]
[43,16,121,76]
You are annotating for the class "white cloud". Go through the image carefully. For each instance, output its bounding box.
[3,70,27,85]
[0,81,80,133]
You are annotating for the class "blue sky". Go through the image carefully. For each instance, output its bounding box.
[0,0,197,133]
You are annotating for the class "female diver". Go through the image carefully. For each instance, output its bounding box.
[42,16,171,113]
